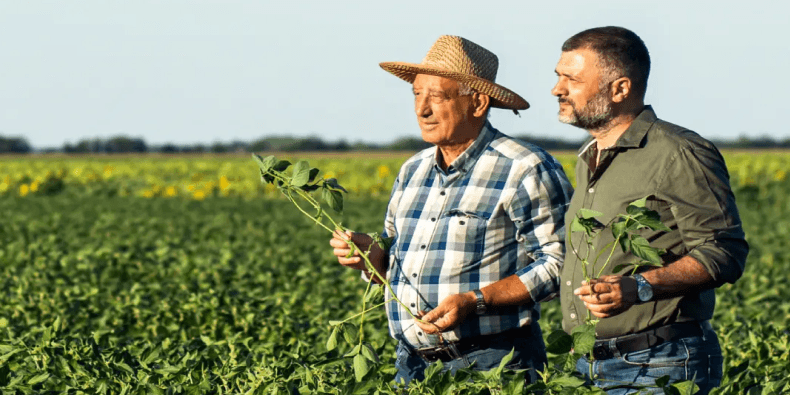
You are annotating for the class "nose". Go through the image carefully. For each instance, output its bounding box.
[414,94,431,117]
[551,79,566,98]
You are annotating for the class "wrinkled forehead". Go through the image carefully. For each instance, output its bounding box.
[411,74,461,92]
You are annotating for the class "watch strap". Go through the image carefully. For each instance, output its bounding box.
[473,289,486,315]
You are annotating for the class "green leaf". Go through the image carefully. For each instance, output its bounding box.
[571,323,596,354]
[323,188,344,213]
[634,211,671,231]
[545,329,574,354]
[361,343,379,363]
[611,220,628,240]
[629,196,648,208]
[669,380,699,395]
[342,323,358,345]
[629,235,663,264]
[326,327,339,351]
[252,154,277,173]
[308,168,320,183]
[353,353,370,381]
[551,373,585,388]
[272,159,291,172]
[612,263,634,274]
[578,208,603,219]
[655,375,671,387]
[291,160,311,187]
[323,178,348,193]
[344,344,361,357]
[626,205,649,216]
[27,372,50,385]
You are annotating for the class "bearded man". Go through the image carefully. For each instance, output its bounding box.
[552,26,748,394]
[330,35,573,385]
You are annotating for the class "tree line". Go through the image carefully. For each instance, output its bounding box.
[2,134,790,154]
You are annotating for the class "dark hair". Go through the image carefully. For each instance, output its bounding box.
[562,26,650,99]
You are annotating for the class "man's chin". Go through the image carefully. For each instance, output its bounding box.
[557,114,577,126]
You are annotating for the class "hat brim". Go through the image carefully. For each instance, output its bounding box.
[379,62,529,110]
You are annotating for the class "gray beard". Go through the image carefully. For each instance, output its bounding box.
[558,91,614,133]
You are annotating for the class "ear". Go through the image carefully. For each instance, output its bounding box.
[472,93,491,118]
[610,77,632,103]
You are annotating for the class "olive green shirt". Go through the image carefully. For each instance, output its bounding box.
[560,106,748,339]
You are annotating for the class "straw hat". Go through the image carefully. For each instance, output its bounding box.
[380,35,529,111]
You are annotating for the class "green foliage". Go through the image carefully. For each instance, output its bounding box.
[0,155,787,393]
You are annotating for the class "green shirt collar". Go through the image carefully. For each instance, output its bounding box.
[578,105,657,156]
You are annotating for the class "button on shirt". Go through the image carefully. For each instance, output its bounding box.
[382,122,573,348]
[560,106,748,339]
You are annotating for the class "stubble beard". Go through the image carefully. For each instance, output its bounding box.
[558,89,615,134]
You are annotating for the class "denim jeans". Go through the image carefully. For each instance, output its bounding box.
[393,322,547,386]
[576,323,723,395]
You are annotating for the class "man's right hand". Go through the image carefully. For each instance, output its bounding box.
[329,230,387,280]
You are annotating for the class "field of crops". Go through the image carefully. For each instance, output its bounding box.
[1,151,789,394]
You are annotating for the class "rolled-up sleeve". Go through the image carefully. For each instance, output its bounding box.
[657,142,748,286]
[509,160,574,302]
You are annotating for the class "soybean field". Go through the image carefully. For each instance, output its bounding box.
[0,152,788,394]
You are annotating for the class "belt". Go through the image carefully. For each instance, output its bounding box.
[592,321,706,360]
[410,324,533,363]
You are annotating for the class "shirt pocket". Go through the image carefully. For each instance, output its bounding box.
[444,209,489,267]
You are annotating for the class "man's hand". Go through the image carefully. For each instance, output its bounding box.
[414,292,477,334]
[329,230,387,282]
[574,275,638,318]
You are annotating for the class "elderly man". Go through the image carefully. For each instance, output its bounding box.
[552,26,748,394]
[330,35,573,385]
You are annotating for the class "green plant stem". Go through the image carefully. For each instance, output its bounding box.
[267,168,441,336]
[595,236,622,279]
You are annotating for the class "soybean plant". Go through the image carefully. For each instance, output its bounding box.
[253,154,438,382]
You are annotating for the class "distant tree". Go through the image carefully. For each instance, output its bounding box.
[386,137,432,151]
[158,143,180,153]
[0,136,32,153]
[106,136,147,153]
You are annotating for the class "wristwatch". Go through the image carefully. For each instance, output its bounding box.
[472,289,487,315]
[633,274,654,303]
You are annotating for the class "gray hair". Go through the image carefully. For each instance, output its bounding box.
[458,82,475,96]
[457,82,491,118]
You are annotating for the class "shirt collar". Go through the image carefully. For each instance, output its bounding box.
[577,105,657,156]
[433,121,496,174]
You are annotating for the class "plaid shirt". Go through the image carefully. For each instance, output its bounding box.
[381,122,573,348]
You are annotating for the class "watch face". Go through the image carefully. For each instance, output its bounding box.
[638,285,653,302]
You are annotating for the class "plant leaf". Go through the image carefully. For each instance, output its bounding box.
[545,329,573,354]
[323,188,344,213]
[272,160,291,172]
[253,154,277,172]
[571,323,596,354]
[578,208,603,219]
[361,343,379,363]
[323,178,348,193]
[326,327,339,351]
[629,196,648,208]
[353,353,370,381]
[291,161,311,187]
[629,235,663,264]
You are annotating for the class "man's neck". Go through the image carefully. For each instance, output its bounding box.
[589,111,639,165]
[437,138,476,170]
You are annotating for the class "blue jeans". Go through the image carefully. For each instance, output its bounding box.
[393,322,547,386]
[576,323,723,394]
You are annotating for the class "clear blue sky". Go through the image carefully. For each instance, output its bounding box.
[0,1,785,149]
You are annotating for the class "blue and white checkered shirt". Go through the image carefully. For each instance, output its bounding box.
[380,122,573,348]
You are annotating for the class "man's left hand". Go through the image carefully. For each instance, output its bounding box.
[574,275,638,318]
[414,292,477,334]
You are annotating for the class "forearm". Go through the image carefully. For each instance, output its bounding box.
[640,255,714,299]
[475,274,533,307]
[364,253,389,285]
